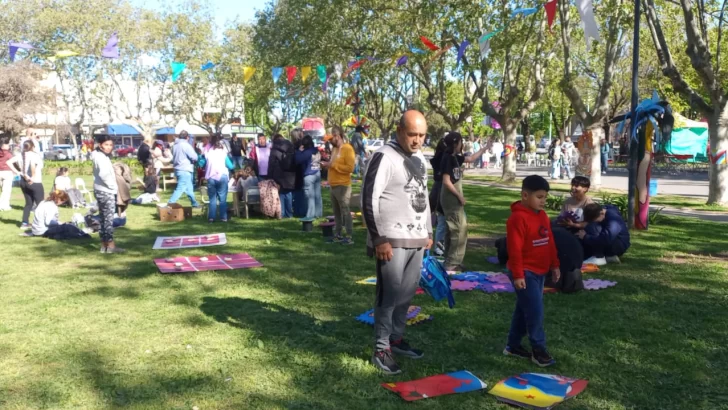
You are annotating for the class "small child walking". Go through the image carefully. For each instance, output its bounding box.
[504,175,561,367]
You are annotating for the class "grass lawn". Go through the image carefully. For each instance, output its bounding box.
[1,175,727,409]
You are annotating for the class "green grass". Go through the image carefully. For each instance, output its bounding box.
[463,174,728,212]
[1,176,727,409]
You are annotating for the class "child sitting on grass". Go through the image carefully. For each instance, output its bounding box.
[504,175,561,367]
[53,167,87,208]
[132,166,161,205]
[26,190,90,240]
[559,176,594,229]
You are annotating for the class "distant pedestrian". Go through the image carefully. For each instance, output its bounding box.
[322,126,355,244]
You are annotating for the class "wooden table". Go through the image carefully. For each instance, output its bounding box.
[159,166,176,191]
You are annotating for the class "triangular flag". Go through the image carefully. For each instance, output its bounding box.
[544,0,558,32]
[409,45,427,54]
[511,7,539,18]
[55,50,79,58]
[316,65,327,84]
[342,60,365,78]
[272,67,283,84]
[243,66,256,83]
[420,36,440,51]
[8,41,34,61]
[575,0,601,49]
[286,66,297,84]
[323,74,330,92]
[101,32,119,59]
[396,55,409,66]
[456,40,471,66]
[9,45,19,62]
[478,30,500,58]
[201,61,215,71]
[301,66,312,83]
[334,63,343,78]
[171,62,186,82]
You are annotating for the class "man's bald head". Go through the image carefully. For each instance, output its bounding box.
[396,110,427,154]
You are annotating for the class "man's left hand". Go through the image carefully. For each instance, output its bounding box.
[424,239,433,250]
[576,230,586,239]
[552,268,561,283]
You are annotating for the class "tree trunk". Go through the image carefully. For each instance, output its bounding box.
[708,102,728,205]
[575,125,604,188]
[501,119,518,181]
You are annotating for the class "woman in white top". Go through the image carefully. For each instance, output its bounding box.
[92,135,123,253]
[7,140,44,229]
[151,141,172,176]
[28,190,89,240]
[204,134,234,222]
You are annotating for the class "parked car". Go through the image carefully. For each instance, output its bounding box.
[366,139,385,152]
[114,144,135,158]
[44,144,77,161]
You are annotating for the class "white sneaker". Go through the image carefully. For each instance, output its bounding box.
[606,255,621,264]
[584,256,607,266]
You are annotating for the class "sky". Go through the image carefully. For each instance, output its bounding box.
[131,0,268,32]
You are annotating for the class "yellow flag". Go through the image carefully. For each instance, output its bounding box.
[301,66,312,83]
[243,66,256,83]
[55,50,79,58]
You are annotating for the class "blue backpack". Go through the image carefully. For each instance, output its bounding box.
[420,250,455,308]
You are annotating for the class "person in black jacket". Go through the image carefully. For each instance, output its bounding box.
[290,129,306,217]
[269,134,296,218]
[578,203,631,265]
[230,133,245,170]
[137,137,151,168]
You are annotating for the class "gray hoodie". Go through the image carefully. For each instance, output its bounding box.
[91,150,118,194]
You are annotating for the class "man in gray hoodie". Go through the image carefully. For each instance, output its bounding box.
[361,110,433,375]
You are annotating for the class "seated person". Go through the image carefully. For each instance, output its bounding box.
[54,167,87,208]
[234,166,260,202]
[132,167,160,205]
[28,190,90,240]
[578,203,631,265]
[558,176,594,229]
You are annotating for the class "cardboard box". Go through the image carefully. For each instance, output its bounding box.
[158,203,191,222]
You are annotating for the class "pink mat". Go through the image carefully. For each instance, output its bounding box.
[155,253,262,273]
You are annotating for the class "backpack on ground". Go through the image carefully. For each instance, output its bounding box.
[420,250,455,308]
[546,268,584,294]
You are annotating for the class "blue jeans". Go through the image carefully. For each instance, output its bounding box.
[435,213,447,245]
[279,191,293,218]
[550,160,560,178]
[601,152,609,172]
[207,175,229,220]
[169,170,199,207]
[232,156,244,170]
[508,270,546,350]
[303,172,323,219]
[561,160,573,179]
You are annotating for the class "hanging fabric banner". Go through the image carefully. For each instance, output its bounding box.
[322,74,331,92]
[575,0,601,49]
[171,62,186,82]
[420,36,440,51]
[478,30,500,58]
[409,45,427,54]
[396,55,408,66]
[511,7,539,18]
[55,50,79,58]
[342,60,365,78]
[316,65,327,84]
[201,61,215,71]
[8,42,34,62]
[272,67,283,84]
[101,32,119,59]
[456,40,470,66]
[544,0,558,32]
[334,63,343,79]
[286,66,297,84]
[243,66,256,83]
[301,66,312,83]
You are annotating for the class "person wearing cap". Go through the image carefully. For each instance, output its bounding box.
[362,110,433,375]
[321,126,356,244]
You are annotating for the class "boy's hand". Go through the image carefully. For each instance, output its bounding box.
[375,242,394,261]
[424,239,433,250]
[458,195,467,206]
[552,268,561,283]
[513,278,526,290]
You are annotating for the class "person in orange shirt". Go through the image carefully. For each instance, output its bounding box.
[322,126,356,244]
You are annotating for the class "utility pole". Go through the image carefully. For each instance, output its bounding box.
[627,0,640,229]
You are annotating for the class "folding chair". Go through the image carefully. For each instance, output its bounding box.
[75,178,93,204]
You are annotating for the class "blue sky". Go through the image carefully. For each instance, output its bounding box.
[131,0,268,30]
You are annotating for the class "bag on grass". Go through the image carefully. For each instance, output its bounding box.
[549,268,584,294]
[420,250,455,308]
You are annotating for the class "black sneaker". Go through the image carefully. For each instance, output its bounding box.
[532,348,556,367]
[503,345,531,360]
[372,349,402,375]
[390,338,424,359]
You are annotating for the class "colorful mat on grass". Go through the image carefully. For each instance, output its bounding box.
[382,370,487,401]
[355,306,432,326]
[488,373,588,409]
[155,253,262,273]
[152,233,227,249]
[450,273,616,293]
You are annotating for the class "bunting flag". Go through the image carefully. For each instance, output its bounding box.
[272,67,283,84]
[544,0,558,32]
[342,60,365,78]
[8,42,34,62]
[55,50,79,58]
[322,74,330,92]
[171,62,186,82]
[478,31,498,58]
[243,66,256,83]
[201,61,215,71]
[101,32,119,59]
[575,0,601,49]
[396,55,409,66]
[286,66,297,84]
[334,63,343,79]
[420,36,440,51]
[301,66,312,83]
[409,45,427,54]
[316,65,327,84]
[456,40,470,66]
[511,7,539,18]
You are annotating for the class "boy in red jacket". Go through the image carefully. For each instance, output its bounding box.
[504,175,561,367]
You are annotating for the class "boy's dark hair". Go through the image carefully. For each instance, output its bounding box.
[571,176,591,189]
[583,203,604,222]
[522,175,550,193]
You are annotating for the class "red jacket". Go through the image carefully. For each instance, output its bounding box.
[506,201,560,279]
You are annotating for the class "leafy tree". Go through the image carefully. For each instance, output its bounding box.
[0,62,51,136]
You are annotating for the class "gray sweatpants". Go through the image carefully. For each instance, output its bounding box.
[374,247,425,351]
